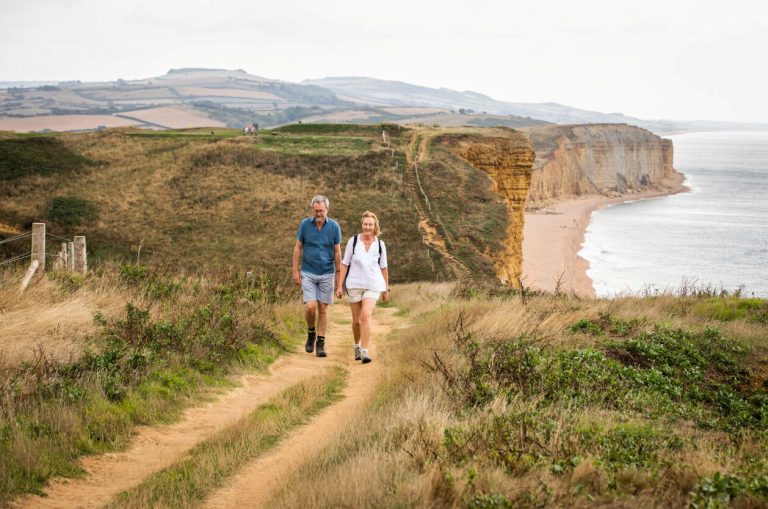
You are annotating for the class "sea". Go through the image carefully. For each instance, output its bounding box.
[580,131,768,298]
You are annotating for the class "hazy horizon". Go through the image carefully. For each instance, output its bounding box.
[2,0,767,123]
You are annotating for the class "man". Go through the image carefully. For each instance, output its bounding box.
[292,195,342,357]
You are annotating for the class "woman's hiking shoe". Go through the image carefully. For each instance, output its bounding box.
[305,331,316,353]
[316,338,327,357]
[354,345,362,361]
[361,349,372,364]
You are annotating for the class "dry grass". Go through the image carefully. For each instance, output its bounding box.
[0,268,142,366]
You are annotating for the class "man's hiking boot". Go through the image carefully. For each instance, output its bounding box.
[305,331,316,353]
[361,349,372,364]
[354,345,362,361]
[316,338,327,357]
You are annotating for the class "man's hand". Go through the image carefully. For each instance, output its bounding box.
[335,287,343,299]
[293,271,301,286]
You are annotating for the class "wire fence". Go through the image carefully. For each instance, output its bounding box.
[0,231,32,245]
[0,251,32,267]
[1,227,81,274]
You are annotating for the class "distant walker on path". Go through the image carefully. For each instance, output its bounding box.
[292,195,342,357]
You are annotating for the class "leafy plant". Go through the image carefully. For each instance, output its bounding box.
[46,196,99,226]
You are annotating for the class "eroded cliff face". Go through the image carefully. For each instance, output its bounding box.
[522,124,676,209]
[445,132,535,284]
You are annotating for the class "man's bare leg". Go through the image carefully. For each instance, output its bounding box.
[304,300,317,353]
[304,300,317,329]
[316,302,329,337]
[314,302,329,357]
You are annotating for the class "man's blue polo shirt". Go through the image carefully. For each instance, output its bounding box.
[297,217,342,276]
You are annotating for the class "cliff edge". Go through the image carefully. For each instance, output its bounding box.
[440,132,535,284]
[522,124,680,209]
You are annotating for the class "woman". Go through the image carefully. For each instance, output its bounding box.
[336,211,389,364]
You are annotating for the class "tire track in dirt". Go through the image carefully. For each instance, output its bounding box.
[11,304,399,509]
[202,304,405,509]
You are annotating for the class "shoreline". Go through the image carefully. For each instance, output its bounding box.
[522,171,689,298]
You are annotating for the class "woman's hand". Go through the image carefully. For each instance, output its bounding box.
[381,290,389,303]
[335,287,343,299]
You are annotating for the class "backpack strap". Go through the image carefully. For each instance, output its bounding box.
[378,239,383,266]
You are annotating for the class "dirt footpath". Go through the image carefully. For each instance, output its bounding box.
[204,305,401,509]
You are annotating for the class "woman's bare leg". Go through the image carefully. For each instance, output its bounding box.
[349,301,362,344]
[358,298,377,349]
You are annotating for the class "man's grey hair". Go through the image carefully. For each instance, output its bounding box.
[311,195,329,209]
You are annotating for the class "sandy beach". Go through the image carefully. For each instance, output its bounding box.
[522,172,689,297]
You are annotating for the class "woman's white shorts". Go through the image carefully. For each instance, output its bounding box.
[347,288,381,303]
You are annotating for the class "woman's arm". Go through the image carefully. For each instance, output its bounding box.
[336,263,349,298]
[380,267,389,302]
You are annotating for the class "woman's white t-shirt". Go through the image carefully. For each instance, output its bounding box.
[342,235,388,292]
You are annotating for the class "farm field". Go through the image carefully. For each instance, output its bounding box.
[0,114,141,132]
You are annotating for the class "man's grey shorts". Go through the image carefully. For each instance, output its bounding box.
[301,271,335,304]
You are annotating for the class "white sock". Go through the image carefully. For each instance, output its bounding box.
[354,343,361,348]
[361,348,369,356]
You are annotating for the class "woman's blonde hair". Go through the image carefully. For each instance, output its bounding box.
[361,210,381,236]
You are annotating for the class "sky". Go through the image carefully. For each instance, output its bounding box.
[1,0,767,123]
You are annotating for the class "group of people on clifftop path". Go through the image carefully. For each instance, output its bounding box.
[291,195,389,364]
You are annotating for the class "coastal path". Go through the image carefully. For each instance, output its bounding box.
[11,304,406,509]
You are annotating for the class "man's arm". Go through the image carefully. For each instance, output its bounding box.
[292,240,303,285]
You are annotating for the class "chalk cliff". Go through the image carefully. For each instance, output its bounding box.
[521,124,678,209]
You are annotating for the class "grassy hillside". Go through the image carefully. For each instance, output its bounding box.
[1,123,538,284]
[3,124,501,283]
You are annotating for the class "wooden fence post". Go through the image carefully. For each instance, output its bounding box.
[31,223,45,271]
[74,236,87,274]
[68,241,75,271]
[61,242,68,271]
[19,260,40,294]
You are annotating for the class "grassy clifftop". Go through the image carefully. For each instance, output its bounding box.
[0,124,534,284]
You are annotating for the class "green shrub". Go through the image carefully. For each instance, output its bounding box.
[48,271,86,292]
[0,137,93,180]
[691,472,768,508]
[570,319,603,335]
[693,297,768,323]
[119,264,148,284]
[46,196,99,226]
